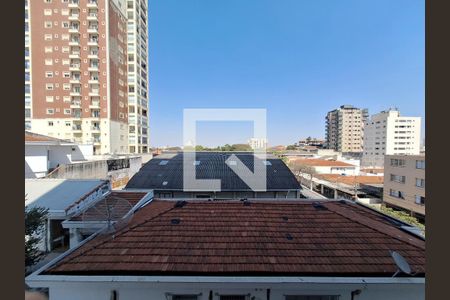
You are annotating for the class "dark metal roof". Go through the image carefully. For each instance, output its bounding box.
[125,152,301,191]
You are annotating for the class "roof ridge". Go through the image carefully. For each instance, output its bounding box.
[325,202,425,250]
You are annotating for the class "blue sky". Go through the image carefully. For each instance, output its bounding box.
[148,0,424,147]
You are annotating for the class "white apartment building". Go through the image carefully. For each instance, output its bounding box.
[248,137,268,150]
[361,109,421,167]
[325,105,368,153]
[25,0,32,130]
[126,0,150,153]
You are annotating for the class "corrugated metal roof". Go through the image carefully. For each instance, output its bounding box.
[25,179,106,212]
[125,152,300,191]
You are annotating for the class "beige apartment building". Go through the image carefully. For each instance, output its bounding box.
[383,154,425,222]
[325,105,368,153]
[27,0,129,155]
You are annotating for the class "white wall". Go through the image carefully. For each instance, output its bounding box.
[314,166,357,176]
[43,280,425,300]
[25,145,48,178]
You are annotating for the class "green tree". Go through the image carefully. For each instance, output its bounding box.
[25,206,48,269]
[379,205,425,233]
[195,145,205,151]
[286,145,297,150]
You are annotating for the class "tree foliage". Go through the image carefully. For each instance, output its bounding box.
[25,206,48,268]
[379,205,425,232]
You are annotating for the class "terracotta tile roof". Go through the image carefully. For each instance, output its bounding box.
[44,200,425,276]
[289,159,355,167]
[25,131,71,143]
[69,192,148,221]
[318,174,384,185]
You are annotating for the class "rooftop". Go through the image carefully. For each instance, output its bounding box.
[125,152,300,191]
[25,179,107,212]
[25,131,73,145]
[318,174,384,186]
[42,199,424,277]
[289,158,355,167]
[68,191,149,222]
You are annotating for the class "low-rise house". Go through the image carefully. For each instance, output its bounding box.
[383,154,425,222]
[26,199,425,300]
[25,179,110,252]
[289,158,360,175]
[25,131,93,178]
[125,152,302,199]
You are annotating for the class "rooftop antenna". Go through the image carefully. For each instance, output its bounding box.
[82,194,134,235]
[390,250,412,277]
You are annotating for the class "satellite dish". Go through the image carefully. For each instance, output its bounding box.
[390,250,412,277]
[82,195,134,235]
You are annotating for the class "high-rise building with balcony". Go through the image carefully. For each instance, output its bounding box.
[25,0,32,130]
[361,109,421,167]
[27,0,129,155]
[325,105,368,153]
[126,0,150,153]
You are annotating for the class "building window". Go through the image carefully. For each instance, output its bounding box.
[44,21,52,28]
[45,59,53,65]
[389,189,404,199]
[44,34,52,41]
[44,9,52,15]
[64,109,71,115]
[48,121,54,126]
[390,174,406,184]
[46,96,54,102]
[45,71,53,78]
[390,159,405,167]
[46,84,54,90]
[415,178,425,188]
[416,160,425,169]
[415,195,425,205]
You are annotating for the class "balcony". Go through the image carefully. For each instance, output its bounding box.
[69,64,80,71]
[87,26,98,33]
[72,125,82,131]
[91,126,101,132]
[69,39,80,46]
[88,51,98,59]
[68,14,79,21]
[87,13,98,20]
[87,0,98,8]
[87,38,99,46]
[69,25,79,33]
[88,64,99,71]
[70,77,81,84]
[70,100,81,108]
[68,0,79,8]
[70,90,81,97]
[89,90,100,96]
[89,101,100,108]
[69,52,80,59]
[88,77,99,84]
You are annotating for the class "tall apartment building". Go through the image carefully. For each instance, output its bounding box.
[361,109,421,167]
[25,0,32,130]
[383,154,425,222]
[27,0,129,155]
[126,0,150,153]
[325,105,368,153]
